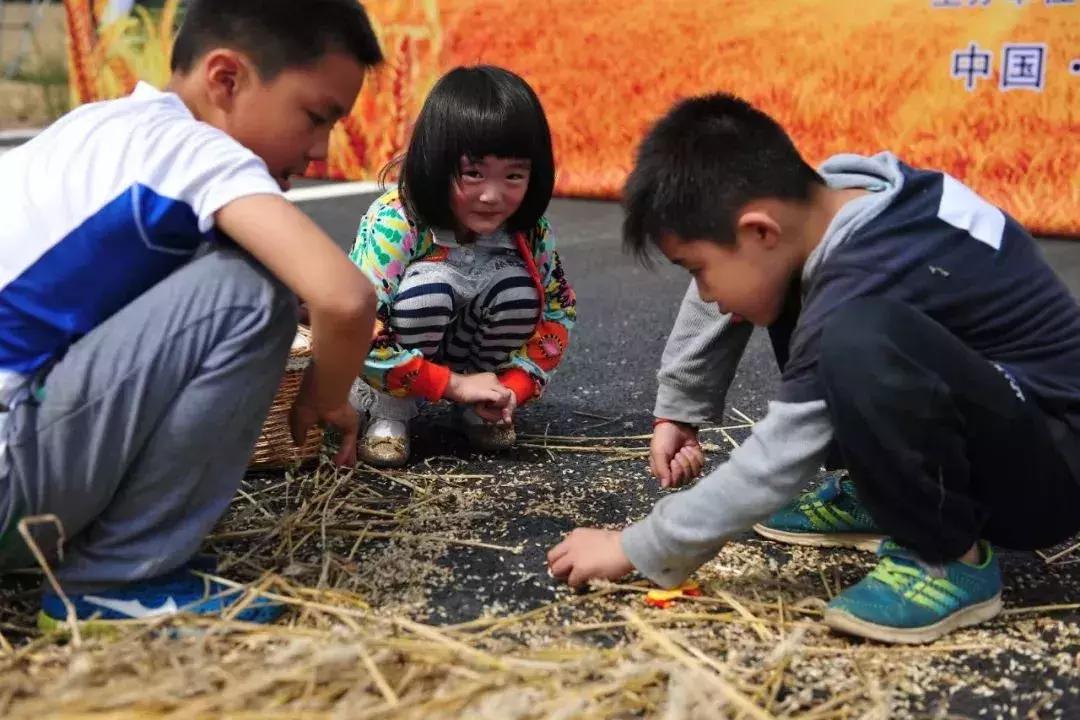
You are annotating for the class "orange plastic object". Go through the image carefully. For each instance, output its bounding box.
[644,581,702,609]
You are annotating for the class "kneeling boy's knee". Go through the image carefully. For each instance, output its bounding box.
[819,298,918,404]
[200,248,298,347]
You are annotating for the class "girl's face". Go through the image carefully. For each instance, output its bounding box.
[450,155,531,235]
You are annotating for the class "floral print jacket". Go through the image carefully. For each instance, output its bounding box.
[348,189,577,405]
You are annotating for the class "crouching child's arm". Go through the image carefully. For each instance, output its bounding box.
[216,194,377,466]
[496,218,577,408]
[654,280,753,426]
[548,399,833,588]
[651,280,753,487]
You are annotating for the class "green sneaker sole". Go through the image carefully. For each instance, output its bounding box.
[37,610,133,640]
[823,593,1003,645]
[752,523,885,553]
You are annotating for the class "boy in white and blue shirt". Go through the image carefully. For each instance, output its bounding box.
[0,0,382,630]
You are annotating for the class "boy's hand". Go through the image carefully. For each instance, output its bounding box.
[547,528,634,587]
[290,368,360,467]
[472,391,517,425]
[650,420,705,488]
[445,372,513,408]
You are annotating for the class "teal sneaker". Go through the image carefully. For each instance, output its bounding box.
[824,539,1003,644]
[753,470,885,552]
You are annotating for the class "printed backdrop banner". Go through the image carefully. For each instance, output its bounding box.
[65,0,1079,236]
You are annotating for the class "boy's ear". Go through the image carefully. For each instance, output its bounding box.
[735,209,782,251]
[203,49,254,110]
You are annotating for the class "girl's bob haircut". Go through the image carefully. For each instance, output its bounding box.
[395,65,555,233]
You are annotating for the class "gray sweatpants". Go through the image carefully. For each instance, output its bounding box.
[0,247,296,592]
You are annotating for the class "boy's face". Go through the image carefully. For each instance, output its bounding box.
[659,227,794,327]
[221,51,365,190]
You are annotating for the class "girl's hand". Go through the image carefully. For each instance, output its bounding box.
[650,420,705,488]
[473,391,517,425]
[547,528,634,587]
[445,372,513,407]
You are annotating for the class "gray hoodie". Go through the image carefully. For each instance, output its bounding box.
[621,153,910,587]
[624,150,1080,587]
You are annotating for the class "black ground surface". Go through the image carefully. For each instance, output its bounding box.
[289,193,1080,717]
[4,191,1080,717]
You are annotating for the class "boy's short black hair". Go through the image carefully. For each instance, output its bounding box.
[623,93,823,260]
[397,65,555,233]
[171,0,382,79]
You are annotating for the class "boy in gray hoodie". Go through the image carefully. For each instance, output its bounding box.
[547,94,1080,644]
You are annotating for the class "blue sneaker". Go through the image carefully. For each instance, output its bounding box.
[38,556,284,635]
[824,539,1003,644]
[753,470,885,552]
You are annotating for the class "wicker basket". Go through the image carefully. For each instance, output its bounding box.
[249,325,324,470]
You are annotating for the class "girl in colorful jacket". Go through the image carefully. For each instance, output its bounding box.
[347,65,576,466]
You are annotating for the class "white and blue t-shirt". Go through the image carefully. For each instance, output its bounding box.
[0,82,282,406]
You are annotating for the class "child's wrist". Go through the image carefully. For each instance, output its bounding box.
[409,360,451,401]
[443,370,467,403]
[301,361,347,415]
[653,417,697,431]
[497,368,536,407]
